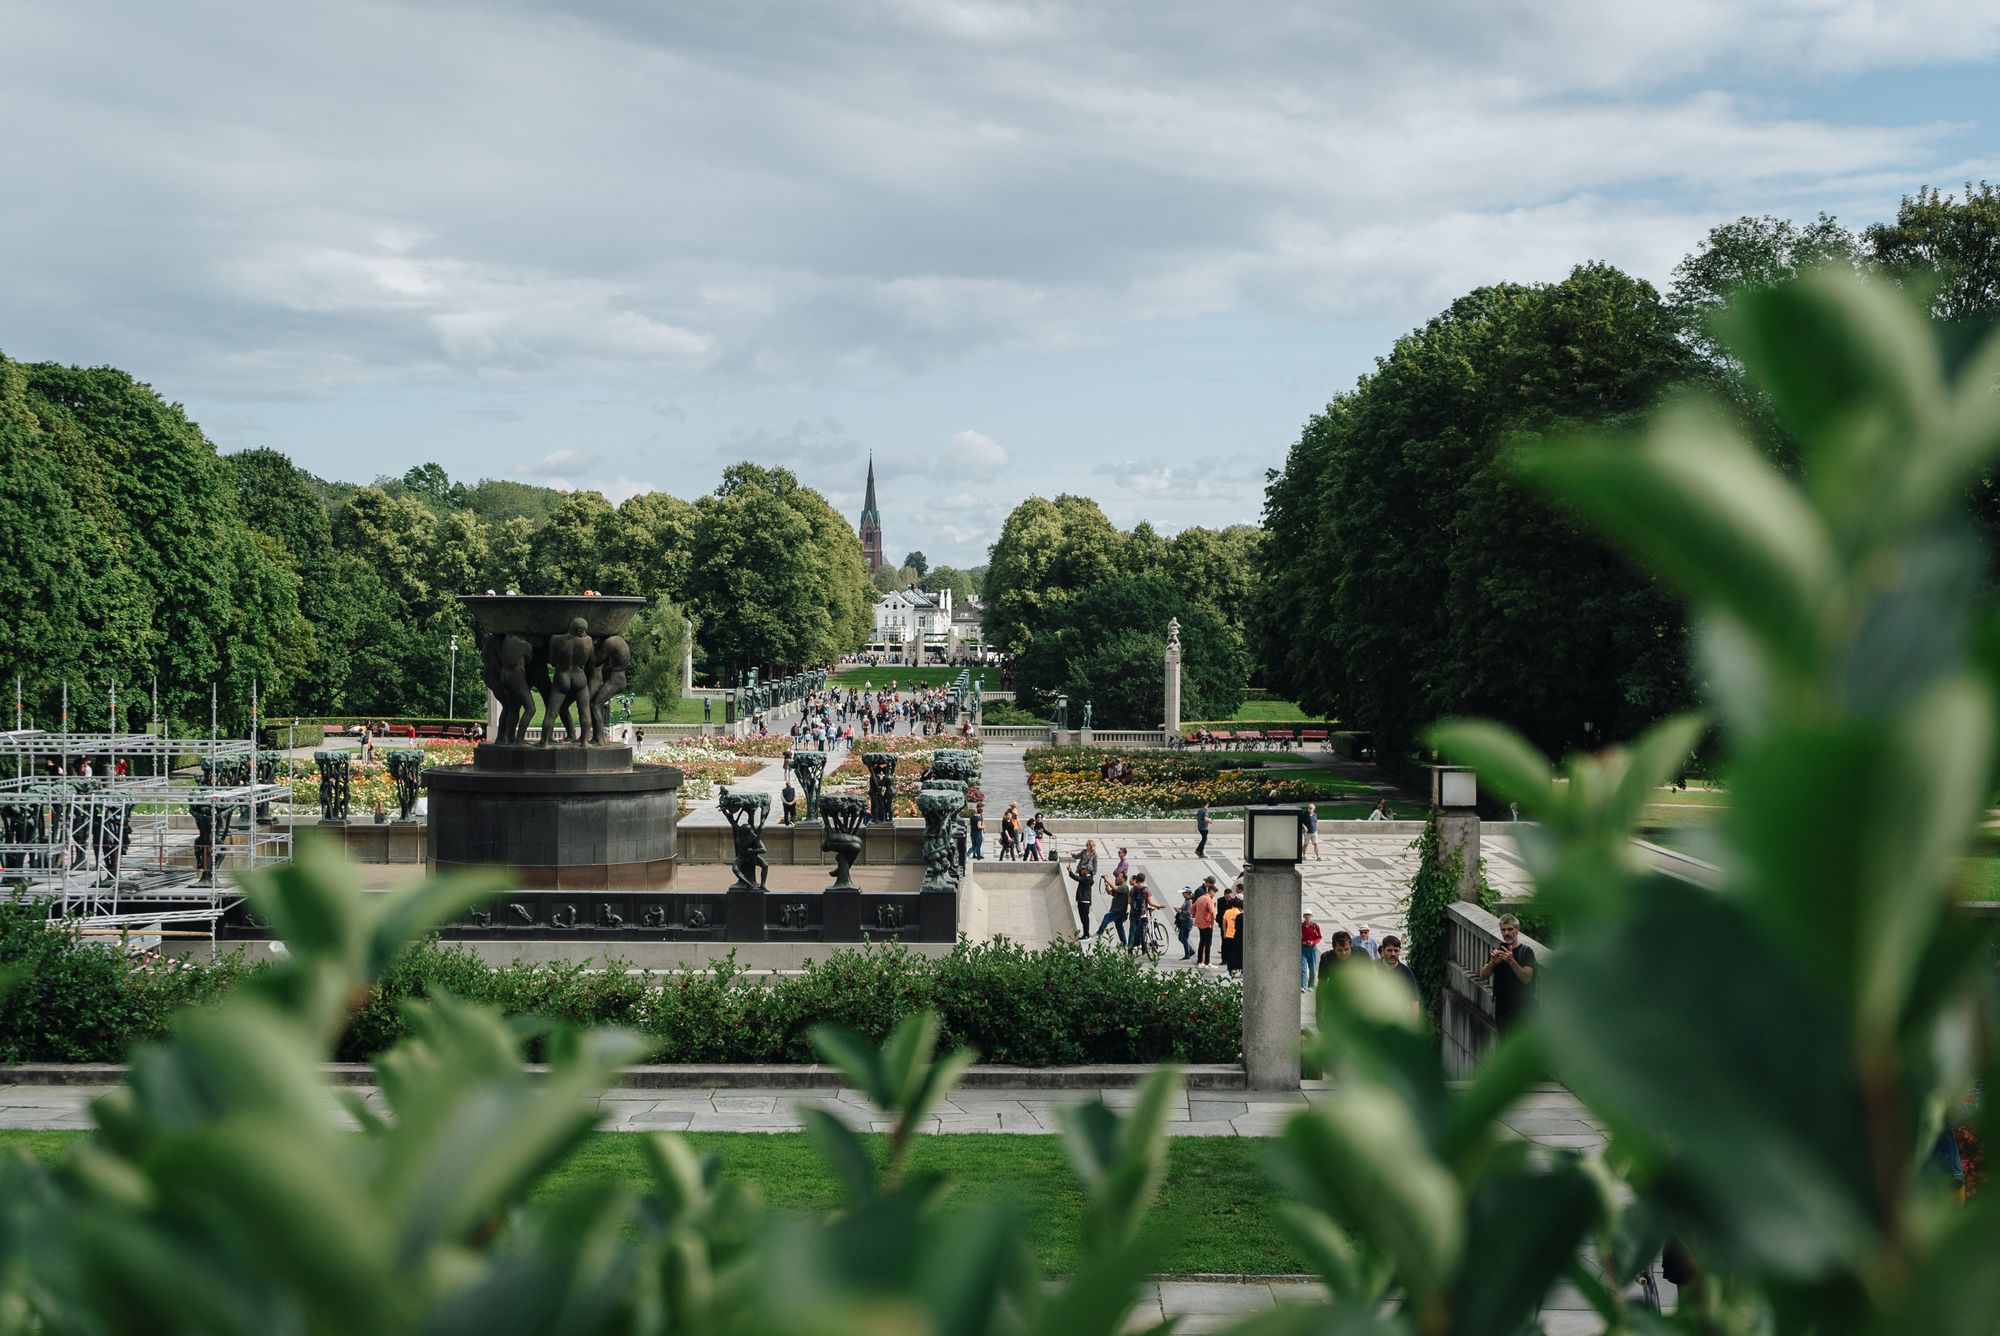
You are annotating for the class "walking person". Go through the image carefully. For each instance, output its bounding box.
[969,806,985,860]
[1027,818,1045,861]
[1300,912,1322,991]
[1000,803,1020,860]
[1352,924,1381,959]
[1175,889,1196,960]
[1070,840,1099,935]
[1194,799,1211,858]
[1302,805,1320,858]
[1193,877,1218,966]
[781,778,798,825]
[1095,871,1131,945]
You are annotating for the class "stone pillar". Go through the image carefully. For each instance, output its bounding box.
[485,689,502,744]
[1163,619,1183,738]
[1438,811,1483,902]
[1242,862,1303,1089]
[681,640,694,695]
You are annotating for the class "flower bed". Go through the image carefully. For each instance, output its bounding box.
[1026,765,1369,818]
[1022,747,1260,782]
[633,744,764,801]
[823,748,984,817]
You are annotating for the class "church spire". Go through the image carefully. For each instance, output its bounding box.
[858,452,885,574]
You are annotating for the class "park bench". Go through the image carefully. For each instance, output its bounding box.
[1301,728,1330,747]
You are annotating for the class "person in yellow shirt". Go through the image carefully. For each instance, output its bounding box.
[1220,887,1245,975]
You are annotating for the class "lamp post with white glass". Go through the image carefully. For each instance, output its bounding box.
[1242,804,1308,1089]
[1432,764,1481,902]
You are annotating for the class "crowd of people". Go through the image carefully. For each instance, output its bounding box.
[767,683,980,745]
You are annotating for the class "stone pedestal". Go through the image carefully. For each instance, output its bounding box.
[919,890,958,943]
[1079,727,1093,748]
[1242,862,1303,1089]
[424,744,682,890]
[823,887,861,940]
[1437,811,1482,901]
[725,888,766,940]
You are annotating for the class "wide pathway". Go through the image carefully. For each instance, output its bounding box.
[0,1080,1602,1143]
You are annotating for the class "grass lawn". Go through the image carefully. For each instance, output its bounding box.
[519,694,709,726]
[1958,854,2000,897]
[832,666,1007,691]
[0,1129,1301,1275]
[1312,801,1383,820]
[1184,701,1322,726]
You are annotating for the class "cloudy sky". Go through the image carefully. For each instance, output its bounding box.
[5,2,1998,566]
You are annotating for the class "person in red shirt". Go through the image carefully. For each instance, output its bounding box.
[1192,877,1218,967]
[1301,912,1324,991]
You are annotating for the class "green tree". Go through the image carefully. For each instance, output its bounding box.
[1668,212,1859,363]
[981,494,1125,664]
[17,362,248,724]
[482,515,535,592]
[688,464,871,678]
[615,491,696,601]
[526,491,628,594]
[924,566,977,602]
[398,461,467,513]
[1863,181,2000,325]
[0,356,152,725]
[1163,525,1262,637]
[901,550,928,579]
[1015,575,1245,726]
[627,598,693,719]
[1253,264,1701,756]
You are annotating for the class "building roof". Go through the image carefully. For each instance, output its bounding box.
[860,454,880,527]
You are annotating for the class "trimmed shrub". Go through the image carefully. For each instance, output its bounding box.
[3,906,1243,1067]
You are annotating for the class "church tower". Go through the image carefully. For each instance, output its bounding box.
[858,453,885,574]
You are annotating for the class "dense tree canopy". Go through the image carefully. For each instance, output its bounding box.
[983,497,1257,722]
[1255,264,1702,757]
[688,464,874,682]
[0,356,872,726]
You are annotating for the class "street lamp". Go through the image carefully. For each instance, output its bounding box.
[1244,805,1307,865]
[448,635,459,721]
[1431,765,1477,810]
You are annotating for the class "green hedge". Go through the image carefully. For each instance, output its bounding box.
[1,905,1243,1067]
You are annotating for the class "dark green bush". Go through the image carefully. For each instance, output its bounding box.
[3,904,1242,1066]
[0,899,253,1063]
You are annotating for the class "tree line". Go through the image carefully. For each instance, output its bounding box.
[980,497,1262,727]
[1255,182,2000,759]
[0,359,873,732]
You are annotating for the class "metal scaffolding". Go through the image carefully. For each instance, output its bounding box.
[0,726,292,934]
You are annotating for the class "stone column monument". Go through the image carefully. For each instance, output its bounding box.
[1163,617,1183,740]
[681,639,694,696]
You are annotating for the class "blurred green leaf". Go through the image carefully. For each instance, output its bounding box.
[1447,1163,1602,1336]
[1541,881,1877,1276]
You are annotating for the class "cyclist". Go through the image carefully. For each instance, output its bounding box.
[1126,872,1166,958]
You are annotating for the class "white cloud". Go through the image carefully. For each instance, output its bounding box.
[602,476,657,503]
[944,429,1009,471]
[519,448,602,478]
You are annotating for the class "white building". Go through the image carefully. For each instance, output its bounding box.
[870,586,953,663]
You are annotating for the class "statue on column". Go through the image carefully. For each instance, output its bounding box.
[791,750,826,823]
[1082,700,1093,730]
[720,788,770,890]
[386,750,424,820]
[589,633,632,745]
[314,750,351,821]
[863,752,897,823]
[819,795,866,890]
[916,787,966,892]
[548,618,594,745]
